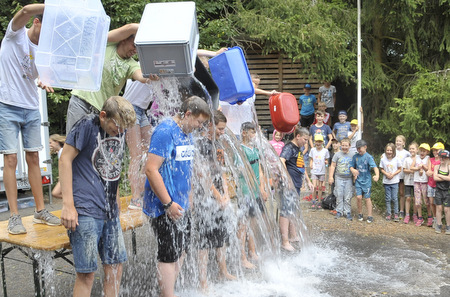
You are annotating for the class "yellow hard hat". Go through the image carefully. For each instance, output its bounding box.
[431,142,445,150]
[350,119,358,125]
[314,134,324,142]
[419,143,430,151]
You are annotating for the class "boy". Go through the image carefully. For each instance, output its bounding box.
[329,138,354,220]
[0,4,60,235]
[60,96,136,297]
[317,81,336,119]
[309,110,333,150]
[312,102,331,126]
[237,122,268,269]
[193,110,236,291]
[309,134,330,209]
[350,139,380,223]
[298,83,317,128]
[333,110,351,142]
[143,96,211,297]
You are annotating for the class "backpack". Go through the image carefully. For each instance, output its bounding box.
[322,193,336,210]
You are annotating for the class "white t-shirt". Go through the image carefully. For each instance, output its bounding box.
[219,95,256,136]
[413,155,429,183]
[318,85,336,108]
[348,130,360,155]
[396,148,411,179]
[403,157,414,186]
[379,155,402,185]
[122,79,154,110]
[0,21,39,109]
[310,147,330,175]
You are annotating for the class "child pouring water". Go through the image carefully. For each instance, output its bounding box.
[379,143,402,221]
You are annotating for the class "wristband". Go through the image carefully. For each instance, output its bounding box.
[163,200,173,209]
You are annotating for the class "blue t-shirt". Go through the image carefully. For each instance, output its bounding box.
[143,119,194,218]
[351,152,377,189]
[333,122,351,141]
[280,142,305,189]
[299,94,317,116]
[309,124,332,146]
[65,115,124,220]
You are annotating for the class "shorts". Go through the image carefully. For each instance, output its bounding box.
[280,189,298,217]
[300,113,315,128]
[66,95,99,134]
[133,105,150,128]
[0,102,42,154]
[435,189,450,206]
[355,185,371,199]
[311,174,325,182]
[405,185,414,197]
[248,198,265,217]
[197,211,228,249]
[151,213,191,263]
[326,107,334,117]
[68,216,127,273]
[427,185,436,198]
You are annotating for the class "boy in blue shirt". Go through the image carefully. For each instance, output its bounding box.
[60,96,136,297]
[144,96,211,297]
[299,83,317,128]
[350,139,380,223]
[333,110,351,142]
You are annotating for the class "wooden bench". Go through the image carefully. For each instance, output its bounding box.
[0,196,145,297]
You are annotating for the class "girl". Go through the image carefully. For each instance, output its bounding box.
[411,143,430,226]
[433,150,450,234]
[309,134,330,209]
[395,135,411,220]
[49,134,66,198]
[402,142,418,224]
[269,129,285,156]
[379,143,402,221]
[426,142,445,227]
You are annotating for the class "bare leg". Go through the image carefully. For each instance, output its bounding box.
[73,272,95,297]
[399,180,405,213]
[4,154,19,215]
[356,195,363,214]
[26,152,45,211]
[126,125,143,200]
[288,221,299,242]
[366,198,373,217]
[103,264,123,297]
[216,247,236,280]
[279,216,295,251]
[436,205,443,226]
[405,196,411,216]
[317,181,324,203]
[237,222,254,269]
[444,207,450,228]
[158,261,181,297]
[429,197,436,217]
[198,249,209,292]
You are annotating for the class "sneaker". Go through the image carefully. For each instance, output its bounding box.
[335,212,342,219]
[367,216,374,224]
[427,217,433,227]
[394,214,399,222]
[386,215,391,221]
[8,214,27,235]
[33,209,61,226]
[330,210,337,215]
[415,217,424,227]
[413,214,418,224]
[346,213,353,221]
[446,226,450,235]
[404,215,410,224]
[128,198,143,210]
[317,205,323,210]
[399,211,404,220]
[435,225,442,234]
[358,214,364,221]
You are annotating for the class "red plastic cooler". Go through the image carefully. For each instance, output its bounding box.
[269,93,300,133]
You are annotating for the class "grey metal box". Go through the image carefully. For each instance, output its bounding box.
[135,2,199,77]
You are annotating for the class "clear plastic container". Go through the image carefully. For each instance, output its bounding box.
[36,0,110,91]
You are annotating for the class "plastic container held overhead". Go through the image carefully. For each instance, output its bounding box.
[269,93,300,133]
[135,2,199,77]
[209,47,254,105]
[36,0,110,91]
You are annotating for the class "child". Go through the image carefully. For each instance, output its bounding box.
[238,122,268,269]
[49,134,66,199]
[329,138,354,220]
[317,81,336,120]
[332,110,351,142]
[60,96,136,296]
[299,83,317,128]
[350,139,380,223]
[402,142,418,224]
[395,135,411,220]
[348,107,364,155]
[269,129,285,156]
[411,143,430,226]
[309,110,333,150]
[379,143,402,221]
[426,142,445,227]
[309,134,330,209]
[312,102,331,126]
[433,150,450,234]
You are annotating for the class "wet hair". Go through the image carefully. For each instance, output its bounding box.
[409,141,419,149]
[241,122,256,133]
[50,134,66,147]
[34,14,43,22]
[294,126,309,137]
[396,135,406,144]
[315,110,324,116]
[180,96,211,119]
[340,137,351,145]
[385,143,396,157]
[102,96,136,129]
[250,73,260,80]
[213,110,227,125]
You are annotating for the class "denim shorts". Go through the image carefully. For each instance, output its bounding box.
[133,105,150,128]
[427,185,436,198]
[68,216,127,273]
[355,185,371,199]
[0,102,42,153]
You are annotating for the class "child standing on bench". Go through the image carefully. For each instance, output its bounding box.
[60,96,136,297]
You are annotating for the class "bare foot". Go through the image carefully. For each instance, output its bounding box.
[199,282,209,295]
[281,243,295,252]
[248,252,259,261]
[242,259,256,269]
[220,271,237,281]
[289,237,300,242]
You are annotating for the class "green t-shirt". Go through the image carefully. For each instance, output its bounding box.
[72,43,140,111]
[240,144,260,197]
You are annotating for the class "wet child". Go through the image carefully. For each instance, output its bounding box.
[269,129,285,156]
[379,143,402,221]
[49,134,66,199]
[309,134,330,209]
[433,150,450,234]
[333,110,351,142]
[426,142,445,227]
[394,135,411,221]
[411,143,430,226]
[350,140,380,223]
[402,142,418,224]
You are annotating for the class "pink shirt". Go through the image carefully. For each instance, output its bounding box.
[269,139,285,156]
[428,157,440,187]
